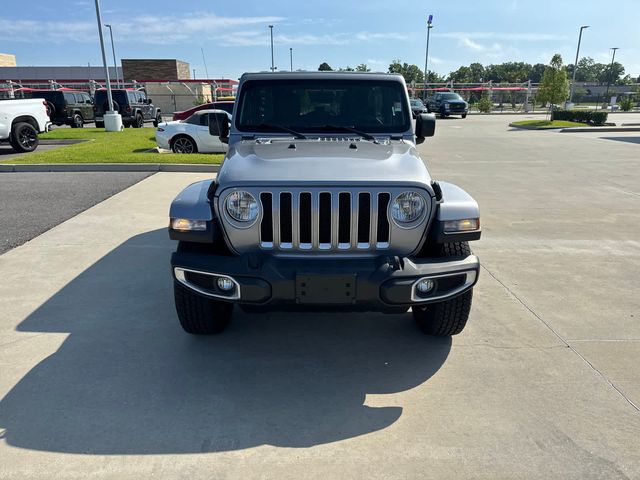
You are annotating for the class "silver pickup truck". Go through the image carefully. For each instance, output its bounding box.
[0,98,51,152]
[168,72,481,336]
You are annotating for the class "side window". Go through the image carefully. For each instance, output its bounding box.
[82,93,92,104]
[63,92,76,104]
[201,114,210,126]
[138,91,147,103]
[185,114,202,125]
[128,91,137,104]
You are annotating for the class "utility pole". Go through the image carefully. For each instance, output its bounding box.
[269,25,275,71]
[290,47,293,72]
[104,24,119,88]
[568,25,589,106]
[423,14,433,101]
[605,47,619,104]
[94,0,121,131]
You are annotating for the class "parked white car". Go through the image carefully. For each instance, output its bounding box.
[156,109,231,154]
[0,98,51,152]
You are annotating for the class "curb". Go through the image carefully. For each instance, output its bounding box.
[0,163,221,173]
[559,127,640,133]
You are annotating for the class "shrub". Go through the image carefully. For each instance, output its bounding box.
[476,96,493,113]
[619,95,634,112]
[551,109,608,125]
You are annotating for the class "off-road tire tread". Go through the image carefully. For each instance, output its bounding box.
[174,281,233,334]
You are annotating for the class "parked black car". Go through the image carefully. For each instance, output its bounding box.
[409,98,427,118]
[22,89,95,128]
[426,92,468,118]
[94,88,162,128]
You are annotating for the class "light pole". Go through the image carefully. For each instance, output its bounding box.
[568,25,589,106]
[290,47,293,72]
[423,14,433,101]
[104,24,119,88]
[269,25,275,71]
[93,0,121,131]
[605,47,619,102]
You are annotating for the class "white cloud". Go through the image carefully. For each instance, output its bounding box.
[221,31,410,47]
[437,31,567,42]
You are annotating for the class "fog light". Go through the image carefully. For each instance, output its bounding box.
[217,277,235,291]
[416,278,435,294]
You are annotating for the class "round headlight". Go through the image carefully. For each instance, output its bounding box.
[225,191,259,223]
[391,191,426,224]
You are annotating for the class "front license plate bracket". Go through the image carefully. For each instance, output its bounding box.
[296,274,357,304]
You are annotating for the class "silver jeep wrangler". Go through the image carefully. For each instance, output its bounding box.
[168,72,481,336]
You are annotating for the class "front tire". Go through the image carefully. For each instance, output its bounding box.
[174,281,233,334]
[153,113,162,127]
[95,121,104,128]
[10,122,39,153]
[413,241,474,336]
[461,113,467,119]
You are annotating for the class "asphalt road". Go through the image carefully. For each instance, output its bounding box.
[0,115,639,479]
[0,172,153,254]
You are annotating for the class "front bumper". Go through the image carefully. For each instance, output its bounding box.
[171,251,479,311]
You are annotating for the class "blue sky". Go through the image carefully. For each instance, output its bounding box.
[1,0,638,79]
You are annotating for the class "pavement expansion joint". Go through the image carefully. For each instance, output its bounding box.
[481,263,640,414]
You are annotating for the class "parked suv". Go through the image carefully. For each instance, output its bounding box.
[94,88,162,128]
[427,92,468,118]
[22,89,95,128]
[168,72,481,337]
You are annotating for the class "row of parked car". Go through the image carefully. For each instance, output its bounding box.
[9,87,163,128]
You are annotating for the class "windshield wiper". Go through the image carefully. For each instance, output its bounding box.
[256,123,307,139]
[316,124,376,141]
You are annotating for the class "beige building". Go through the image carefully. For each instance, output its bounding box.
[145,82,213,114]
[121,59,190,82]
[0,53,17,67]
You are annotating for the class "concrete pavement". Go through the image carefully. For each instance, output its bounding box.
[0,114,639,479]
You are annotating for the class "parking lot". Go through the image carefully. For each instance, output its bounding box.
[0,114,639,479]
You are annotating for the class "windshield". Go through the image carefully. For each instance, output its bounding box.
[95,90,129,105]
[439,93,463,101]
[236,79,411,134]
[410,99,424,107]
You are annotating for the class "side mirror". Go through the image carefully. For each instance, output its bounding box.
[209,112,230,143]
[147,98,153,104]
[415,113,436,144]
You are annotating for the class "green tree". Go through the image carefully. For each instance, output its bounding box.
[318,62,333,71]
[338,66,355,71]
[529,63,546,83]
[537,54,569,108]
[388,59,424,84]
[356,63,371,72]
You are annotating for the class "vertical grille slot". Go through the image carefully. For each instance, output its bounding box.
[357,193,371,247]
[376,193,390,246]
[299,192,312,247]
[260,193,273,246]
[280,193,292,247]
[319,192,332,247]
[338,193,351,247]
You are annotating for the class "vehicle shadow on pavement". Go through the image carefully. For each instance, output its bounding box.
[0,229,451,455]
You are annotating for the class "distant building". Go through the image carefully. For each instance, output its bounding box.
[121,59,191,81]
[0,65,121,83]
[0,53,16,67]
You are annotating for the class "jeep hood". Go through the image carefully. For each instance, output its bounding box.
[216,139,432,187]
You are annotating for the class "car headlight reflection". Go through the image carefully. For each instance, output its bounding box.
[225,191,259,223]
[391,191,426,225]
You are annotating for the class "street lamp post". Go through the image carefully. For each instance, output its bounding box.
[93,0,121,131]
[104,23,119,88]
[568,25,589,106]
[269,25,275,72]
[605,47,619,105]
[290,47,293,72]
[423,14,433,101]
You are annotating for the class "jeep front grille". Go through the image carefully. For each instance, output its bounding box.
[259,190,391,251]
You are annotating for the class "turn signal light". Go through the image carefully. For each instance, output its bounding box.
[170,218,207,231]
[443,218,479,232]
